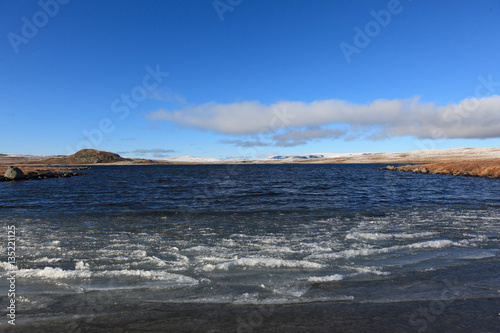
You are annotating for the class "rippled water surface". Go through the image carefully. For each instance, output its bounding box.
[1,164,499,322]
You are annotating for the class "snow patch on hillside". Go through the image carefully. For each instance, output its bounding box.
[268,154,325,160]
[267,152,384,160]
[315,152,384,158]
[159,156,220,163]
[0,153,54,158]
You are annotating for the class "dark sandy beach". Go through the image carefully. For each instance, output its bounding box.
[6,297,500,332]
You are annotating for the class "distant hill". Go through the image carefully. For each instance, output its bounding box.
[44,149,128,164]
[71,149,126,163]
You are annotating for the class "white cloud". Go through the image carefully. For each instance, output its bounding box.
[146,95,500,140]
[219,139,270,147]
[272,128,347,147]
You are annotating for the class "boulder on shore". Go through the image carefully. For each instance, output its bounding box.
[4,166,25,180]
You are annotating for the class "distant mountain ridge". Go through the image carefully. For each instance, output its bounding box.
[269,154,325,160]
[1,148,499,165]
[157,156,221,163]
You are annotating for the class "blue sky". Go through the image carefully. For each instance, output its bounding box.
[1,0,500,159]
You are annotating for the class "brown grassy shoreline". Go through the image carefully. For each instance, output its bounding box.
[383,160,500,179]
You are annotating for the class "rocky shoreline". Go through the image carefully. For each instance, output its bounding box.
[0,166,89,182]
[380,160,500,179]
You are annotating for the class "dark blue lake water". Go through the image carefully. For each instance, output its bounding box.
[1,164,499,328]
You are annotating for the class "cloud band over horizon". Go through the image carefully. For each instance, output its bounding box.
[147,95,500,147]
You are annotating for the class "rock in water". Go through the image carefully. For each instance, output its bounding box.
[4,166,24,180]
